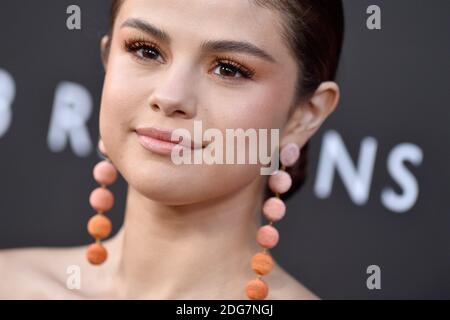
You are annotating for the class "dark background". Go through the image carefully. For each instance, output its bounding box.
[0,0,449,299]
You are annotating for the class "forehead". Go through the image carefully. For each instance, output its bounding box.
[115,0,292,60]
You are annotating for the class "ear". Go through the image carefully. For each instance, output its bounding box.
[281,81,340,148]
[100,35,110,71]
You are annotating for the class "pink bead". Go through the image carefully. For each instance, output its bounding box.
[263,197,286,222]
[89,187,114,212]
[256,225,279,249]
[98,139,108,157]
[280,143,300,167]
[93,161,118,186]
[268,170,292,194]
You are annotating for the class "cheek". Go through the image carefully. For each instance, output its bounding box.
[198,83,293,190]
[250,82,294,128]
[99,74,127,151]
[99,59,141,176]
[192,84,292,197]
[99,51,151,144]
[210,84,292,133]
[101,61,144,118]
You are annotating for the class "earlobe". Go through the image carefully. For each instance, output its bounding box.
[100,35,110,71]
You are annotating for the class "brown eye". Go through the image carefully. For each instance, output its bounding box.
[136,46,161,60]
[214,63,243,78]
[212,59,255,80]
[125,40,164,63]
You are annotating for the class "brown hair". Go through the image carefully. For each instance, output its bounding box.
[107,0,344,201]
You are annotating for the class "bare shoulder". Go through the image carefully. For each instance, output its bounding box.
[0,245,90,299]
[266,263,320,300]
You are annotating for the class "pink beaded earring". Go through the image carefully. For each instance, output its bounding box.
[86,139,118,265]
[246,143,301,300]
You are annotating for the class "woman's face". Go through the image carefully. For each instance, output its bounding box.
[100,0,299,205]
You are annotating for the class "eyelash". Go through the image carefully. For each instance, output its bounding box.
[124,39,163,61]
[123,38,256,81]
[212,55,255,80]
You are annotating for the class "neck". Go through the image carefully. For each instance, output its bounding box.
[107,177,266,299]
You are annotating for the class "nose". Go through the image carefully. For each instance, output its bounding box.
[147,62,197,119]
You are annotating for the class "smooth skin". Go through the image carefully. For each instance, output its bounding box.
[0,0,339,299]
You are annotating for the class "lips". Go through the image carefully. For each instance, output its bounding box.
[136,127,182,144]
[135,126,205,156]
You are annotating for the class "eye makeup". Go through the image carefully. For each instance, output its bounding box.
[122,36,257,82]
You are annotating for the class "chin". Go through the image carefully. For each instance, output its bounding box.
[128,172,211,206]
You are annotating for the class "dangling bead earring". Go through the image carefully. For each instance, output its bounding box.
[246,143,301,300]
[86,139,118,265]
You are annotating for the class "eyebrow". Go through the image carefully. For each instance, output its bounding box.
[121,18,171,43]
[120,18,277,64]
[200,40,276,63]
